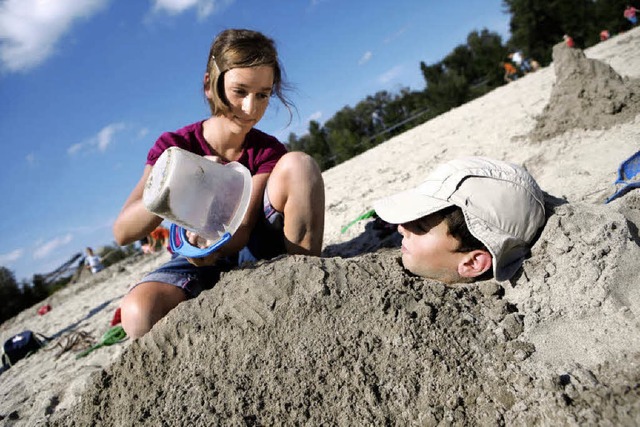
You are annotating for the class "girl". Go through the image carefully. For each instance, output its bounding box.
[113,29,325,339]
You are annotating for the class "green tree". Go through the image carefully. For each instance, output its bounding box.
[420,29,507,118]
[307,120,335,170]
[324,107,362,164]
[0,267,22,323]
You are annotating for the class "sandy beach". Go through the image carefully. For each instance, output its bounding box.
[1,27,640,425]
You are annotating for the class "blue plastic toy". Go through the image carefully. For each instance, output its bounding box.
[605,150,640,204]
[169,223,231,258]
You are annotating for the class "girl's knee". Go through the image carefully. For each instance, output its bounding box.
[119,282,186,339]
[275,151,321,180]
[268,152,323,209]
[120,295,149,339]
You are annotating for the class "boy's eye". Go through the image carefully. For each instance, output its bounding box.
[415,222,430,233]
[405,220,430,234]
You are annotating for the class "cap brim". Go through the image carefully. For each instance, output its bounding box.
[372,188,453,225]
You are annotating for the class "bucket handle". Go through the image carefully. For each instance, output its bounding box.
[169,223,231,258]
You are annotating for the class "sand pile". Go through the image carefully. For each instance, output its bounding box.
[51,193,640,425]
[530,41,640,141]
[1,27,639,426]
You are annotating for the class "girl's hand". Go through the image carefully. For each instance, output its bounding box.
[186,251,220,267]
[204,155,223,164]
[184,230,221,266]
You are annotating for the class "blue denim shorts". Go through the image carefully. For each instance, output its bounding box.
[135,190,285,298]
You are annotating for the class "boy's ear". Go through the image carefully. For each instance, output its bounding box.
[457,250,492,279]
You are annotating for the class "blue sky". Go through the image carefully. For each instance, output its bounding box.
[0,0,510,282]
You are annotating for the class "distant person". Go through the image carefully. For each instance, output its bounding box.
[84,247,104,274]
[509,50,532,74]
[563,34,575,48]
[371,110,384,129]
[149,226,170,252]
[600,29,611,41]
[112,29,325,339]
[624,5,638,25]
[529,58,541,71]
[501,61,518,83]
[372,157,546,284]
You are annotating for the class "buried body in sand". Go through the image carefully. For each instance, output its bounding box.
[2,28,640,425]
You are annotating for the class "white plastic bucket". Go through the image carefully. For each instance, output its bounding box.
[143,147,252,244]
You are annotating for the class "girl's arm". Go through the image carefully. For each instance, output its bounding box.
[113,165,163,246]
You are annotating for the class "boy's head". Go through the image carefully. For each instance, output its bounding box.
[373,157,545,283]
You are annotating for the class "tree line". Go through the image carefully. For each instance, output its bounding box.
[1,0,635,324]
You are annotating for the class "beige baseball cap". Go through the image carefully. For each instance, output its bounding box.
[373,157,546,281]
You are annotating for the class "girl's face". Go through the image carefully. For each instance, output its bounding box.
[216,65,274,133]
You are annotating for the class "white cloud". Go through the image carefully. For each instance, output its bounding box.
[0,248,24,265]
[68,122,126,156]
[359,51,373,66]
[0,0,109,72]
[151,0,232,20]
[67,143,83,156]
[26,152,36,166]
[33,234,74,260]
[384,25,409,45]
[308,111,322,122]
[378,65,403,84]
[95,122,126,152]
[137,127,149,139]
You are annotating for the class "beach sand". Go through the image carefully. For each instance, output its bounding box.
[1,27,640,425]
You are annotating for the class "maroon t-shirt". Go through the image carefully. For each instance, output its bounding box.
[146,121,287,175]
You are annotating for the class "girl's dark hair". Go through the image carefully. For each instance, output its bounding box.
[204,29,293,121]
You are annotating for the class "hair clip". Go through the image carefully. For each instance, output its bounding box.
[211,55,221,73]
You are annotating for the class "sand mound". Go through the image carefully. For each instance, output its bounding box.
[52,195,640,425]
[530,42,640,141]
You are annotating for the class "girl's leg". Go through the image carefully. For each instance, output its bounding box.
[267,152,325,256]
[120,281,187,339]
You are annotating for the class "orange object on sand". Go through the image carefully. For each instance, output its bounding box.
[150,226,169,241]
[503,62,517,74]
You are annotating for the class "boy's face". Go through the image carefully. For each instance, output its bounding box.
[397,214,466,283]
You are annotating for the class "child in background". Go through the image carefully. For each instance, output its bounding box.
[624,5,638,26]
[113,29,325,339]
[563,34,575,48]
[84,247,104,274]
[501,61,518,82]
